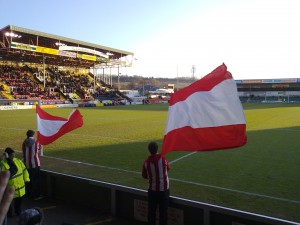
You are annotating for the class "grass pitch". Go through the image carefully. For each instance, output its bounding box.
[0,103,299,222]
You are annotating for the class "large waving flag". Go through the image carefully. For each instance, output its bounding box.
[36,105,83,145]
[161,63,247,155]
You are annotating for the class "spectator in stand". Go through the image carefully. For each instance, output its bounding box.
[22,130,43,201]
[1,148,30,217]
[142,142,170,225]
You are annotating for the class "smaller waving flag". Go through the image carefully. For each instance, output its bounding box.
[161,63,247,155]
[36,105,83,145]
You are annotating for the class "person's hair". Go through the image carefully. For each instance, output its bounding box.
[148,142,158,155]
[18,207,44,225]
[4,147,15,155]
[26,130,35,138]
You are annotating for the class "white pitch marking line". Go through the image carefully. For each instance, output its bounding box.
[44,155,140,175]
[170,178,300,205]
[169,152,197,165]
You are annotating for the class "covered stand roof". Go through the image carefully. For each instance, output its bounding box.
[0,25,134,68]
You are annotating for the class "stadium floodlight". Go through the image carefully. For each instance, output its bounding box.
[5,32,21,38]
[55,42,66,46]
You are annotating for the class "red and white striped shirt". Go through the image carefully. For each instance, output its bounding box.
[22,137,42,169]
[142,153,170,191]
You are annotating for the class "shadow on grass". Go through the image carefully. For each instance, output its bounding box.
[38,125,300,222]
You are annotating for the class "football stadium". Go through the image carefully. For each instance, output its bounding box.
[1,25,300,225]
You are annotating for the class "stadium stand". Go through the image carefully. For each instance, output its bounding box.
[236,79,300,103]
[0,64,61,101]
[0,25,134,106]
[0,61,131,106]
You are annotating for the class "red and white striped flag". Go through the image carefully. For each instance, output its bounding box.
[161,64,247,155]
[36,105,83,145]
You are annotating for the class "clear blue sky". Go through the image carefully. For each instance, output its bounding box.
[1,0,299,79]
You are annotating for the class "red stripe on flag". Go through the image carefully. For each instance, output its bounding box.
[36,105,67,121]
[170,63,232,106]
[162,124,247,154]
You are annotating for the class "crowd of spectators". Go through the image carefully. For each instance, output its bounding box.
[0,84,4,99]
[0,65,60,101]
[0,64,127,103]
[45,68,124,101]
[92,78,129,101]
[46,68,94,100]
[92,87,119,100]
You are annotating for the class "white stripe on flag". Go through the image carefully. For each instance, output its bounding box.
[37,115,68,137]
[164,79,245,134]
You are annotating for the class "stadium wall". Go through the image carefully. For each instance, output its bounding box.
[40,170,298,225]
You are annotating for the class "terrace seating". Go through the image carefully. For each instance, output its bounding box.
[1,63,132,105]
[0,64,61,101]
[88,73,130,102]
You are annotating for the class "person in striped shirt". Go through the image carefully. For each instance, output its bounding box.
[22,130,43,201]
[142,142,170,225]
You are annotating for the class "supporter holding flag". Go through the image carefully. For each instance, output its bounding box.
[36,105,83,145]
[162,63,247,155]
[142,142,170,225]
